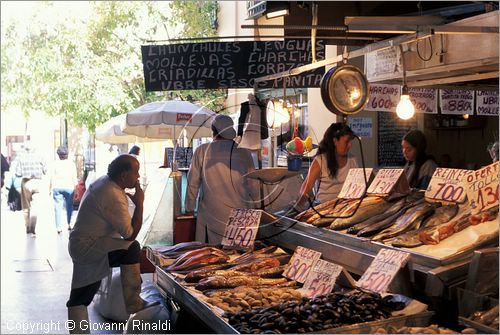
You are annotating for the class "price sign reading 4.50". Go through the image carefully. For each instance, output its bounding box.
[367,169,406,196]
[425,168,473,204]
[221,209,262,249]
[283,246,322,284]
[338,168,373,199]
[302,260,343,298]
[357,248,410,293]
[464,162,499,215]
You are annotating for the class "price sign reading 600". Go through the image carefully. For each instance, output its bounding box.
[283,246,322,284]
[221,209,262,249]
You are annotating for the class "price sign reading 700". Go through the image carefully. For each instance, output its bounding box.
[425,168,472,203]
[283,246,322,284]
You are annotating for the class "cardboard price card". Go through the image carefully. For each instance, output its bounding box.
[338,168,373,199]
[283,246,322,283]
[221,209,262,249]
[302,260,343,298]
[357,248,410,293]
[367,169,409,196]
[464,162,499,215]
[425,168,473,204]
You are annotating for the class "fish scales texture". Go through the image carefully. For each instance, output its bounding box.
[347,198,406,234]
[389,204,459,248]
[304,199,356,224]
[318,198,369,227]
[372,202,437,241]
[329,197,392,230]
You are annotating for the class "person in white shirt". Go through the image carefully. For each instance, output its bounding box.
[296,122,358,208]
[185,115,259,244]
[51,146,78,233]
[66,155,157,334]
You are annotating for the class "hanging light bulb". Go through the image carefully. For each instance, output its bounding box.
[396,85,415,120]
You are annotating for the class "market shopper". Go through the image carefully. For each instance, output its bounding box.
[15,140,47,236]
[185,114,258,244]
[51,146,77,233]
[296,122,358,208]
[401,129,438,190]
[66,154,157,334]
[128,145,140,157]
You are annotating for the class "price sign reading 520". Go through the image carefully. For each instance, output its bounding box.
[283,246,322,284]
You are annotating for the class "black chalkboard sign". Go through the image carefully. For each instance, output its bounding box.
[166,147,193,169]
[377,112,417,167]
[141,40,325,91]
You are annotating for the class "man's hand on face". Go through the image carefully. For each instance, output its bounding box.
[129,181,144,206]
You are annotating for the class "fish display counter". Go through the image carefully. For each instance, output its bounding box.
[147,243,435,334]
[259,195,498,315]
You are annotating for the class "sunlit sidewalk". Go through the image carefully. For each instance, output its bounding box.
[0,194,116,334]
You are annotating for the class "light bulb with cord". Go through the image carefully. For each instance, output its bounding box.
[396,85,415,120]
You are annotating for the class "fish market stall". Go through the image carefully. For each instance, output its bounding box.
[147,243,435,334]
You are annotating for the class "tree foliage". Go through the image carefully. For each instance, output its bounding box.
[1,1,225,132]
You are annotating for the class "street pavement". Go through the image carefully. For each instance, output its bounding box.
[0,191,117,334]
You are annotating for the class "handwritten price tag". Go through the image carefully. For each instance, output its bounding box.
[338,168,373,199]
[302,260,343,298]
[365,84,400,112]
[464,162,499,215]
[221,209,262,249]
[408,88,438,114]
[367,169,406,196]
[283,246,322,284]
[425,168,473,204]
[357,248,410,293]
[440,89,474,115]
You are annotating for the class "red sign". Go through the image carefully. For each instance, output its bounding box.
[357,248,410,293]
[283,246,322,284]
[176,113,193,123]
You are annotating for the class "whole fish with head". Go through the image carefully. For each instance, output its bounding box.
[387,203,460,248]
[371,202,438,241]
[325,196,385,229]
[347,198,406,234]
[304,198,356,224]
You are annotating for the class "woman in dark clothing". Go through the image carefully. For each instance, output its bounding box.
[402,129,437,190]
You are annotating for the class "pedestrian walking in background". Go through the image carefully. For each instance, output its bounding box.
[128,145,140,158]
[15,140,47,237]
[51,146,78,233]
[1,153,9,188]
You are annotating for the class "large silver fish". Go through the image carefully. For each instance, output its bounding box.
[372,202,438,241]
[347,198,406,234]
[328,196,388,230]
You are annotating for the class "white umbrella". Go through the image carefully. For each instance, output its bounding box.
[95,114,160,144]
[95,114,138,144]
[121,100,215,140]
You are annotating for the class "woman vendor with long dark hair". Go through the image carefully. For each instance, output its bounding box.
[401,129,437,189]
[296,122,358,208]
